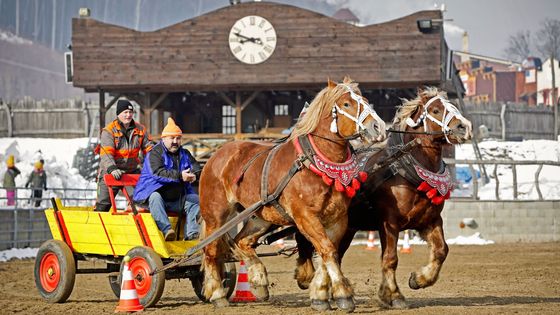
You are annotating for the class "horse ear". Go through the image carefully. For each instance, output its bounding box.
[342,75,352,84]
[418,86,430,104]
[327,78,337,89]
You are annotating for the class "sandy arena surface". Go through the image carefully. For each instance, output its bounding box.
[1,242,559,314]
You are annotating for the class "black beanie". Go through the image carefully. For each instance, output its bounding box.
[116,100,134,116]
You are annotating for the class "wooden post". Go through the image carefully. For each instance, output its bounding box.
[99,89,106,130]
[235,92,242,135]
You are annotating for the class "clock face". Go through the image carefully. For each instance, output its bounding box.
[228,15,277,64]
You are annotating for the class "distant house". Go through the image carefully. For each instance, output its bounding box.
[537,58,560,106]
[454,51,521,104]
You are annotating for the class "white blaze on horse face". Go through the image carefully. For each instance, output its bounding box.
[408,95,471,144]
[332,84,386,142]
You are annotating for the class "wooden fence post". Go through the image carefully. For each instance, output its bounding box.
[500,103,507,141]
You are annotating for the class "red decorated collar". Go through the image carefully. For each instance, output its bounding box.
[294,135,368,198]
[414,165,453,205]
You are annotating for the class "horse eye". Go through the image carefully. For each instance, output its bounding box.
[344,102,350,108]
[432,108,440,114]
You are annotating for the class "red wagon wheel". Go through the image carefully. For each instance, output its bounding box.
[110,246,165,308]
[34,240,76,303]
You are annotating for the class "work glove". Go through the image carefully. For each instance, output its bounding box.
[111,169,124,180]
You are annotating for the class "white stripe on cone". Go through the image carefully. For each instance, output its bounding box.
[119,289,139,300]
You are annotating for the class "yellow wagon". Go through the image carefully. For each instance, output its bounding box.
[34,174,236,307]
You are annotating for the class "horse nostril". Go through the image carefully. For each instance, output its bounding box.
[457,124,465,131]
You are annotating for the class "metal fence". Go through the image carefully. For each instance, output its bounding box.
[0,186,111,250]
[464,102,555,140]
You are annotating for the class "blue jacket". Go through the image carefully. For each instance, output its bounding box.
[133,141,195,203]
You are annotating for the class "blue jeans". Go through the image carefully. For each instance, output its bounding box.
[148,192,200,239]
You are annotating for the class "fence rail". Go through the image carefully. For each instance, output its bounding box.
[445,159,560,201]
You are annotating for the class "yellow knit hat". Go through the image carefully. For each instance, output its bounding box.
[161,117,182,137]
[34,161,43,169]
[6,155,14,168]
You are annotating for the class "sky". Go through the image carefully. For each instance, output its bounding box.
[313,0,560,60]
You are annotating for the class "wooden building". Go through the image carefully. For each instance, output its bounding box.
[70,2,461,137]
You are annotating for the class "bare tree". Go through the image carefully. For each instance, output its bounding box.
[505,30,532,61]
[536,18,560,138]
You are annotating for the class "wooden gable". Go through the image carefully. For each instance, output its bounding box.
[71,2,448,92]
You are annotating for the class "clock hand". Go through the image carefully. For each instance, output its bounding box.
[234,32,263,45]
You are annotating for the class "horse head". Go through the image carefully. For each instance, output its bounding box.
[325,77,386,144]
[402,87,472,144]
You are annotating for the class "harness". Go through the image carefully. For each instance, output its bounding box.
[384,132,453,205]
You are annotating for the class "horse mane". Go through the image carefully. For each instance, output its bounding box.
[289,78,360,140]
[392,87,447,130]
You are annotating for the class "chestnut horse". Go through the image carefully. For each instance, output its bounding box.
[294,87,472,308]
[199,78,386,311]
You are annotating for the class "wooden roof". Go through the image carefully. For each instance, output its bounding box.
[71,2,453,93]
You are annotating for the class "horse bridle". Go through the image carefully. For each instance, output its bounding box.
[405,95,467,144]
[330,85,381,139]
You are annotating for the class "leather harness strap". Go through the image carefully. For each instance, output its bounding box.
[260,144,297,223]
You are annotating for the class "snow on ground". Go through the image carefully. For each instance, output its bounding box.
[453,139,560,200]
[0,137,96,204]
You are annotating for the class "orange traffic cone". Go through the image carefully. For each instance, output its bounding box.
[230,260,257,303]
[115,256,144,313]
[400,230,412,254]
[365,231,377,251]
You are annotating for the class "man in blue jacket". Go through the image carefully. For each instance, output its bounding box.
[133,118,200,241]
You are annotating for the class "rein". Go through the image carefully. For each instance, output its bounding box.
[386,128,451,136]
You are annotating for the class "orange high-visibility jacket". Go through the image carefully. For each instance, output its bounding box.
[98,119,153,178]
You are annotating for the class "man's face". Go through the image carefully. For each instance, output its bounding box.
[162,135,181,153]
[117,109,134,125]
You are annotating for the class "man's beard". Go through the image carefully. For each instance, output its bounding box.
[169,145,179,152]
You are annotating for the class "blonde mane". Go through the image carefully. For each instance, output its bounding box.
[392,87,447,130]
[290,79,360,140]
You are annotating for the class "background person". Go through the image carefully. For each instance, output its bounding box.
[25,160,47,207]
[133,117,200,241]
[95,99,153,211]
[3,155,20,206]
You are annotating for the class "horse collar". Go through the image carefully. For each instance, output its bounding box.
[387,131,452,205]
[293,135,368,198]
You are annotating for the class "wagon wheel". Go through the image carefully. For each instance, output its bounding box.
[111,247,165,308]
[107,263,121,298]
[191,262,237,302]
[34,240,76,303]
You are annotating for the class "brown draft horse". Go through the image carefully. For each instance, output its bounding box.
[199,77,386,311]
[294,87,473,309]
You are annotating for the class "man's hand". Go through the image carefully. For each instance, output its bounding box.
[111,169,124,180]
[182,168,196,183]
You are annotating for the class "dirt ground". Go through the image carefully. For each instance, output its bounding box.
[1,242,559,314]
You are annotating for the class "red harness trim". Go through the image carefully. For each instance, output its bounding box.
[294,135,367,198]
[414,165,453,205]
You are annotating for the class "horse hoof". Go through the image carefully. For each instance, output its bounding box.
[253,285,270,301]
[297,280,310,290]
[409,272,420,290]
[310,299,331,311]
[391,298,409,309]
[335,297,356,312]
[211,298,229,308]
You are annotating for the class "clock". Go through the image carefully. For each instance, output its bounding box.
[228,15,277,64]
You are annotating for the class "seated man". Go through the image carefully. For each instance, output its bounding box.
[133,118,200,241]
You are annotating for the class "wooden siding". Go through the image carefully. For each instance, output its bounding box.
[71,2,444,92]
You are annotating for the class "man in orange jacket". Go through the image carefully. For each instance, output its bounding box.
[95,99,153,211]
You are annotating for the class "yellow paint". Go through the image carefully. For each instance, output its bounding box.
[44,199,196,259]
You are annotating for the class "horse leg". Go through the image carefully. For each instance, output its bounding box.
[297,217,355,312]
[201,184,233,307]
[408,220,448,290]
[377,226,408,309]
[338,228,357,264]
[233,217,273,301]
[294,231,315,290]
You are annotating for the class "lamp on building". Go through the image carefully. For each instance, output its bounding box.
[417,19,433,33]
[79,7,91,18]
